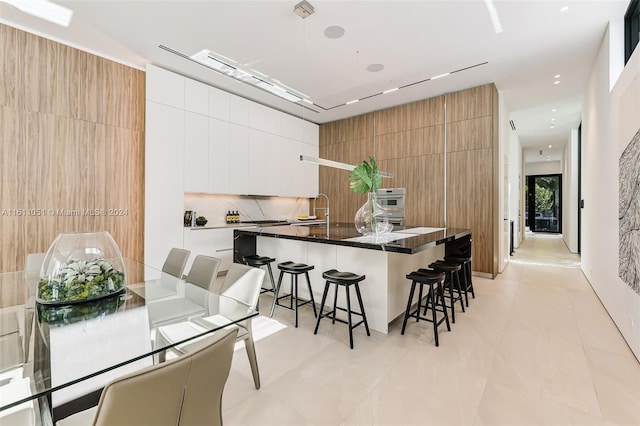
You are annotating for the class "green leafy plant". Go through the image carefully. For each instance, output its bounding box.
[349,156,382,194]
[38,257,125,303]
[196,215,207,221]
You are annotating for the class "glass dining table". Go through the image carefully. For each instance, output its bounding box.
[0,259,257,425]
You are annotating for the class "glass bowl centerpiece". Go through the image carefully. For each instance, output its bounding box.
[350,156,391,236]
[37,231,127,305]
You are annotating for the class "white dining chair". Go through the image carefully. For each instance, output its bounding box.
[157,263,265,389]
[185,255,222,291]
[56,328,238,426]
[162,248,191,279]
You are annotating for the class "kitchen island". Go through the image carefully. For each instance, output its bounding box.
[234,223,471,333]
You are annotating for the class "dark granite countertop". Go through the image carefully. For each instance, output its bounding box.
[234,222,471,254]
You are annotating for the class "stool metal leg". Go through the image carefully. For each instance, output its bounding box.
[266,263,276,292]
[304,271,318,317]
[439,281,451,331]
[270,271,285,317]
[314,281,331,334]
[345,285,354,349]
[401,281,417,335]
[447,272,456,324]
[354,283,370,336]
[430,283,440,346]
[467,262,476,299]
[453,270,465,313]
[331,283,339,324]
[293,274,299,327]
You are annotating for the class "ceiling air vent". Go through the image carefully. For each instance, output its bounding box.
[509,120,516,131]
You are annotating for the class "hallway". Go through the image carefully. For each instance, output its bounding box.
[222,233,640,425]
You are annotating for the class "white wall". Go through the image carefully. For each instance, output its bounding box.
[509,131,522,248]
[582,21,640,360]
[562,129,579,253]
[498,91,510,272]
[524,160,562,176]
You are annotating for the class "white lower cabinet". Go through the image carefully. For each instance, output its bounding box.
[183,228,236,274]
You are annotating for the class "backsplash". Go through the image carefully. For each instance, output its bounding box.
[184,194,311,226]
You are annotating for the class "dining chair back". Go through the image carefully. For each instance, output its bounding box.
[56,328,238,426]
[220,263,265,389]
[185,255,221,291]
[162,248,191,279]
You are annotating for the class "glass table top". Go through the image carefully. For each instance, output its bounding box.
[0,259,257,420]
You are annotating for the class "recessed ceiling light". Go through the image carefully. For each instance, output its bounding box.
[551,118,556,121]
[552,108,557,112]
[367,63,384,73]
[548,144,553,148]
[554,81,560,85]
[550,124,555,128]
[302,98,314,105]
[383,88,399,94]
[324,25,345,39]
[346,99,359,105]
[0,0,73,27]
[483,0,503,33]
[560,6,569,12]
[554,74,561,78]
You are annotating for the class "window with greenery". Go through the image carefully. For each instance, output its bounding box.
[625,0,640,64]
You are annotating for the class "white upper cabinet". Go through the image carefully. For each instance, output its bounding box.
[209,86,230,121]
[146,65,184,109]
[228,124,249,194]
[184,112,209,193]
[265,108,282,135]
[184,79,209,115]
[302,120,319,146]
[209,118,230,194]
[248,101,266,131]
[148,67,319,198]
[229,96,249,126]
[264,134,283,196]
[248,129,267,195]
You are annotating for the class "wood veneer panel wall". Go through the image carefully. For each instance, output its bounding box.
[0,24,145,272]
[319,83,499,276]
[445,84,499,276]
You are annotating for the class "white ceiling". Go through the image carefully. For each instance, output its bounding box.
[0,0,629,163]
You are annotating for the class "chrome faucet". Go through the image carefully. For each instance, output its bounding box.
[313,193,330,235]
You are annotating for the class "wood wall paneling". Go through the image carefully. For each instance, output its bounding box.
[446,84,494,122]
[0,23,145,272]
[446,116,493,152]
[319,83,498,276]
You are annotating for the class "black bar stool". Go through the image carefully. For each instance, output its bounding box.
[445,255,475,306]
[314,269,370,349]
[401,269,450,346]
[242,255,276,294]
[270,261,317,328]
[428,261,465,323]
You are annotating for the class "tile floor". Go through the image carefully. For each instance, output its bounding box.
[222,233,640,425]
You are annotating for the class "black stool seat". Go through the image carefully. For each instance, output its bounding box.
[278,261,314,273]
[322,269,365,284]
[270,261,317,328]
[444,255,475,306]
[406,269,445,283]
[244,255,276,266]
[401,268,450,346]
[428,261,465,323]
[314,269,370,349]
[243,254,277,297]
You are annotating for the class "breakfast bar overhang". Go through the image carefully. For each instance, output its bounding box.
[234,224,472,333]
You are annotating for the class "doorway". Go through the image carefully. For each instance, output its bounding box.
[526,174,562,233]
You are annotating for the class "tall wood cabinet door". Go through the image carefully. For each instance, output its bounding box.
[145,101,185,270]
[208,118,230,194]
[264,134,283,196]
[184,112,209,193]
[248,129,267,195]
[228,124,249,194]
